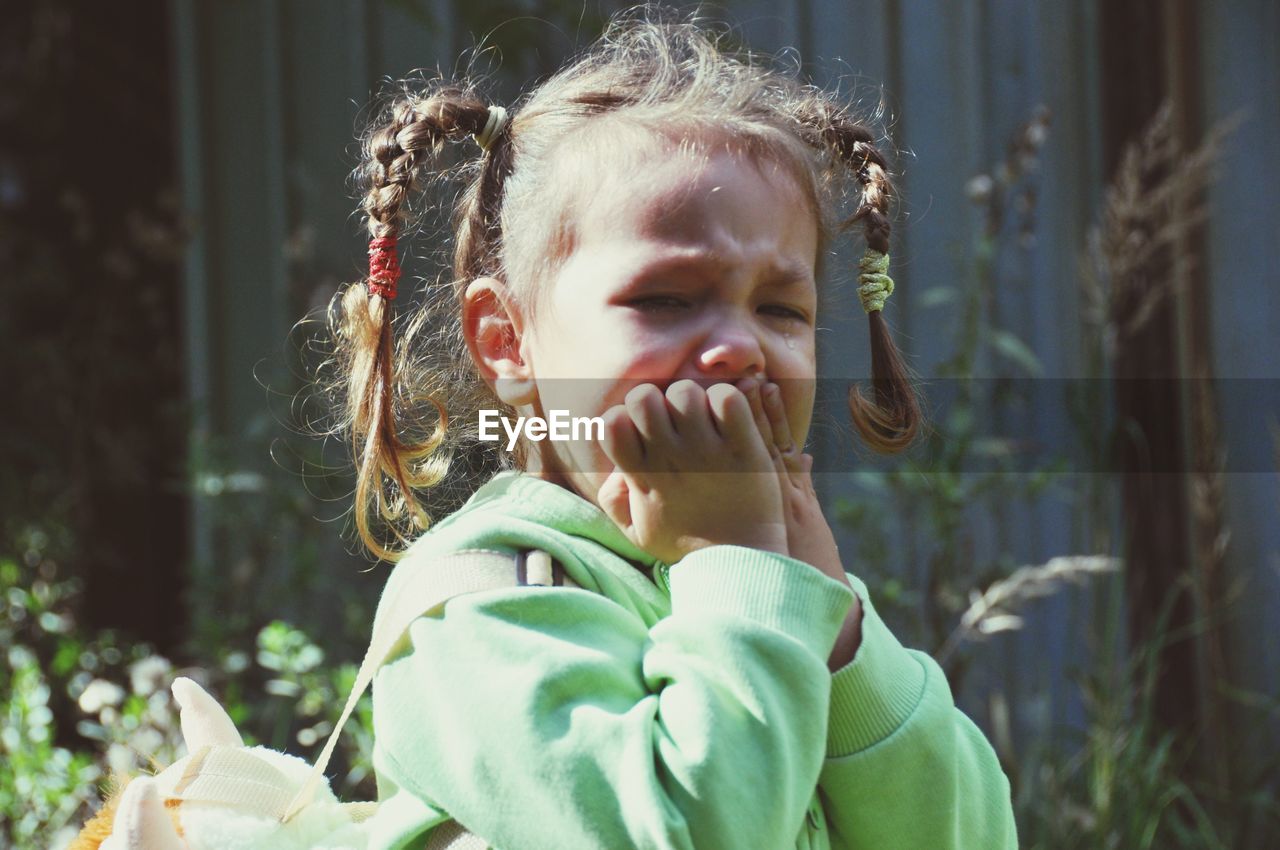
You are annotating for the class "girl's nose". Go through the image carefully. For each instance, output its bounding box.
[696,317,766,378]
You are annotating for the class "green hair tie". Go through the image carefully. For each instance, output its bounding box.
[858,250,894,313]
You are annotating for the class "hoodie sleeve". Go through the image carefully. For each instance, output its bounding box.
[815,573,1019,849]
[370,544,855,850]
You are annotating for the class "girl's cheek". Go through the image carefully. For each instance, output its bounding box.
[617,338,682,380]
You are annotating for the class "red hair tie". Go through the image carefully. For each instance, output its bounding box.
[367,236,401,300]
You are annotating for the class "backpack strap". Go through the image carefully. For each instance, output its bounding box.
[425,818,493,850]
[281,548,576,822]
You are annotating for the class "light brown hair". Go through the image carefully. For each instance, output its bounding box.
[318,4,921,561]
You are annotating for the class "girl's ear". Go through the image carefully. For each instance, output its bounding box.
[463,276,537,406]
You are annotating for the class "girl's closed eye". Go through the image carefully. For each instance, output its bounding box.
[631,295,692,312]
[757,300,808,323]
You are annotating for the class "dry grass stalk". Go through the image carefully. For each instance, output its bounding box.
[936,556,1121,664]
[1080,101,1241,355]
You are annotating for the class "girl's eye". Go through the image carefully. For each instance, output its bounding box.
[632,296,690,312]
[761,305,810,322]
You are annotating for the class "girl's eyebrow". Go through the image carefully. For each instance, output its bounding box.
[629,249,815,290]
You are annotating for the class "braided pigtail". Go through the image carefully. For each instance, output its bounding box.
[820,117,921,452]
[335,85,496,561]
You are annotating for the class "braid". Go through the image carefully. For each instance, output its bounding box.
[819,114,921,452]
[336,85,495,561]
[451,107,515,288]
[362,88,491,240]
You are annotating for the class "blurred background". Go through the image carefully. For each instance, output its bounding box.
[2,1,1277,847]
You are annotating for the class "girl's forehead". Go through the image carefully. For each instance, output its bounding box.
[572,143,817,254]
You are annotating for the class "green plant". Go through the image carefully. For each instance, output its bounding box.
[0,535,376,849]
[1,549,109,849]
[1020,641,1222,847]
[255,620,374,795]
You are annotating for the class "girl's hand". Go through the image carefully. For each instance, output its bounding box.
[739,378,864,670]
[596,380,789,565]
[737,378,845,584]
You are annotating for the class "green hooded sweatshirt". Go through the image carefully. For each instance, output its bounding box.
[366,470,1017,850]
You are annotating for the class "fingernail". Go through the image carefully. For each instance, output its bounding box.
[765,383,779,398]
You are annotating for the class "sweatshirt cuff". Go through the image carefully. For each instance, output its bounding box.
[826,573,928,758]
[669,545,855,660]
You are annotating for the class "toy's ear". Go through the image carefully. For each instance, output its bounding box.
[172,676,243,751]
[99,778,185,850]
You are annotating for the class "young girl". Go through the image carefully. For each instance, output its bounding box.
[328,8,1017,849]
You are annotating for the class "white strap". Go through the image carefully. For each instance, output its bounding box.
[158,745,295,817]
[282,548,576,822]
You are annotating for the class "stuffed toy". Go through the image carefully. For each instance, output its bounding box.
[70,677,371,850]
[71,550,547,850]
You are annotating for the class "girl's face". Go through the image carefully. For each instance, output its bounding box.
[471,144,819,507]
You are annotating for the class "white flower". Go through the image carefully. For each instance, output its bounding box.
[78,679,125,714]
[129,655,172,696]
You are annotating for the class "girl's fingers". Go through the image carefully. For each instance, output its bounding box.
[600,404,645,474]
[595,469,634,531]
[664,379,718,445]
[731,378,788,475]
[762,382,803,473]
[737,377,775,449]
[623,383,678,448]
[704,383,768,458]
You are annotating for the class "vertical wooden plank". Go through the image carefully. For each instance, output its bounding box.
[971,0,1038,741]
[171,0,216,606]
[272,0,375,629]
[261,1,291,352]
[182,0,294,639]
[1200,0,1280,793]
[890,0,988,630]
[281,0,371,282]
[1036,0,1110,748]
[201,0,289,467]
[978,0,1098,750]
[893,0,984,359]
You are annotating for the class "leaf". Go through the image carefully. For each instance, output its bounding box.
[989,330,1044,376]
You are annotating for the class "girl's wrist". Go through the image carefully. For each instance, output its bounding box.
[827,596,864,672]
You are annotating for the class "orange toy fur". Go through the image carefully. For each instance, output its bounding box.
[69,778,184,850]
